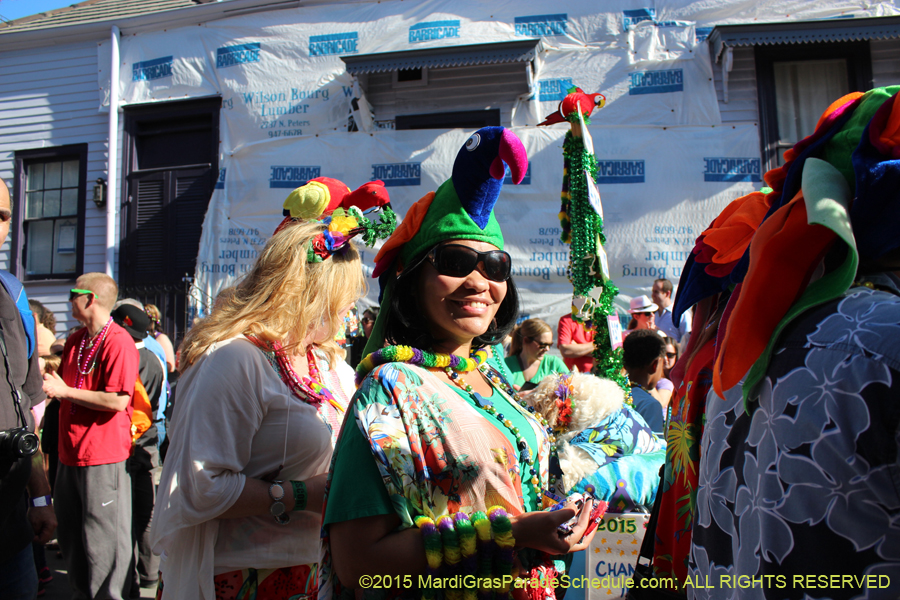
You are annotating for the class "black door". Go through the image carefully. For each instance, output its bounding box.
[121,98,221,346]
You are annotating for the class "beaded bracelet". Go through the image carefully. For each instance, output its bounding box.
[488,506,516,599]
[453,512,478,600]
[415,516,442,600]
[290,480,307,512]
[436,515,463,600]
[470,511,494,600]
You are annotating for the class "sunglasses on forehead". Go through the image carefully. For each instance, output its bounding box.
[427,244,512,282]
[69,288,95,301]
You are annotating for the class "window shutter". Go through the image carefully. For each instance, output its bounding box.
[126,170,167,284]
[124,167,213,286]
[171,167,213,280]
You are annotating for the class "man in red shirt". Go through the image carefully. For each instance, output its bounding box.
[43,273,139,600]
[557,313,595,373]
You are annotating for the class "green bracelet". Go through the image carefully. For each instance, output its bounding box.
[290,480,307,512]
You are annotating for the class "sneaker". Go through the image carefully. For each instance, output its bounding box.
[39,567,53,584]
[37,580,47,597]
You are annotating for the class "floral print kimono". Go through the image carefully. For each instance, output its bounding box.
[319,362,552,600]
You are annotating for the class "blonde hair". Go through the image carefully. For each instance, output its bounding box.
[41,354,61,375]
[509,318,552,356]
[77,273,118,311]
[180,221,365,369]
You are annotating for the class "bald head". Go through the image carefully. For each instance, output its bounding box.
[0,180,10,248]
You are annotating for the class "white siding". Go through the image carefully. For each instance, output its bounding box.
[361,62,531,125]
[0,40,109,334]
[871,38,900,88]
[711,46,759,125]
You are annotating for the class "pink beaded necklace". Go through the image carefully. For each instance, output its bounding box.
[246,336,343,412]
[74,317,114,390]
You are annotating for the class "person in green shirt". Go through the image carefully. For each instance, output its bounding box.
[504,318,569,391]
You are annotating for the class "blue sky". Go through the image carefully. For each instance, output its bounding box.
[0,0,78,22]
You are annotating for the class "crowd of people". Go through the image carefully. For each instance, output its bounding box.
[1,84,899,600]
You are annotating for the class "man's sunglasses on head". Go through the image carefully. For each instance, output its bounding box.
[427,244,512,282]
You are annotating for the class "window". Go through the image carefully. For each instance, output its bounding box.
[395,109,501,130]
[343,40,538,129]
[13,144,87,280]
[756,41,871,169]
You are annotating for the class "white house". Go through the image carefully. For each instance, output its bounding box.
[1,0,898,343]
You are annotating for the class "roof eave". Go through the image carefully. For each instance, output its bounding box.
[0,0,303,51]
[708,15,900,62]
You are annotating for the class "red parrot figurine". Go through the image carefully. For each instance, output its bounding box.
[538,86,606,126]
[341,179,391,212]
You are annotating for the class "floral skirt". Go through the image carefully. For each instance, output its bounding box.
[157,563,317,600]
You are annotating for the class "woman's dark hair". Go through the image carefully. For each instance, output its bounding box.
[382,249,519,350]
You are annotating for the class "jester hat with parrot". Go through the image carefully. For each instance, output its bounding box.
[364,126,529,355]
[669,85,900,404]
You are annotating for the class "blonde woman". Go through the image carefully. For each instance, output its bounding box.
[504,317,569,391]
[144,303,176,372]
[151,221,365,600]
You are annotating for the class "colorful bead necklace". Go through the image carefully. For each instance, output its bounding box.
[356,345,557,506]
[356,345,488,384]
[74,317,114,390]
[444,363,549,504]
[247,336,343,412]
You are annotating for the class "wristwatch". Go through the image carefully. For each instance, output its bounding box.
[29,494,53,508]
[268,480,290,525]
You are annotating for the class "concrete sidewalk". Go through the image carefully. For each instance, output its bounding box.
[38,541,156,600]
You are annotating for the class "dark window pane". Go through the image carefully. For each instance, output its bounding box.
[26,220,53,275]
[773,59,848,146]
[397,68,423,82]
[42,189,60,218]
[26,164,43,191]
[62,160,79,187]
[61,188,78,216]
[25,191,42,220]
[44,162,62,189]
[53,219,78,275]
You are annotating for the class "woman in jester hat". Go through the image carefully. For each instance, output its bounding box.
[151,189,396,599]
[322,127,599,600]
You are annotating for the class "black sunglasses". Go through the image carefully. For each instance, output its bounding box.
[666,352,677,359]
[427,244,511,282]
[527,337,553,350]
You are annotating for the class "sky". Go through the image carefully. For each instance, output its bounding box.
[0,0,80,22]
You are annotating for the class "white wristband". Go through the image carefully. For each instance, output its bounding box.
[29,494,52,508]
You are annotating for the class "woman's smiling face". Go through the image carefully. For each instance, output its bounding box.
[416,240,508,354]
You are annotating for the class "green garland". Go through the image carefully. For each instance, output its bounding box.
[347,205,398,247]
[560,126,630,394]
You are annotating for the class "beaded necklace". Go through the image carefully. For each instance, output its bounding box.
[356,345,488,384]
[356,345,556,507]
[74,317,114,390]
[247,336,343,412]
[444,362,554,504]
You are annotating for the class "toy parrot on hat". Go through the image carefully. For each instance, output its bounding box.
[274,177,395,238]
[363,126,528,358]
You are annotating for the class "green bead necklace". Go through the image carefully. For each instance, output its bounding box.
[443,363,555,505]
